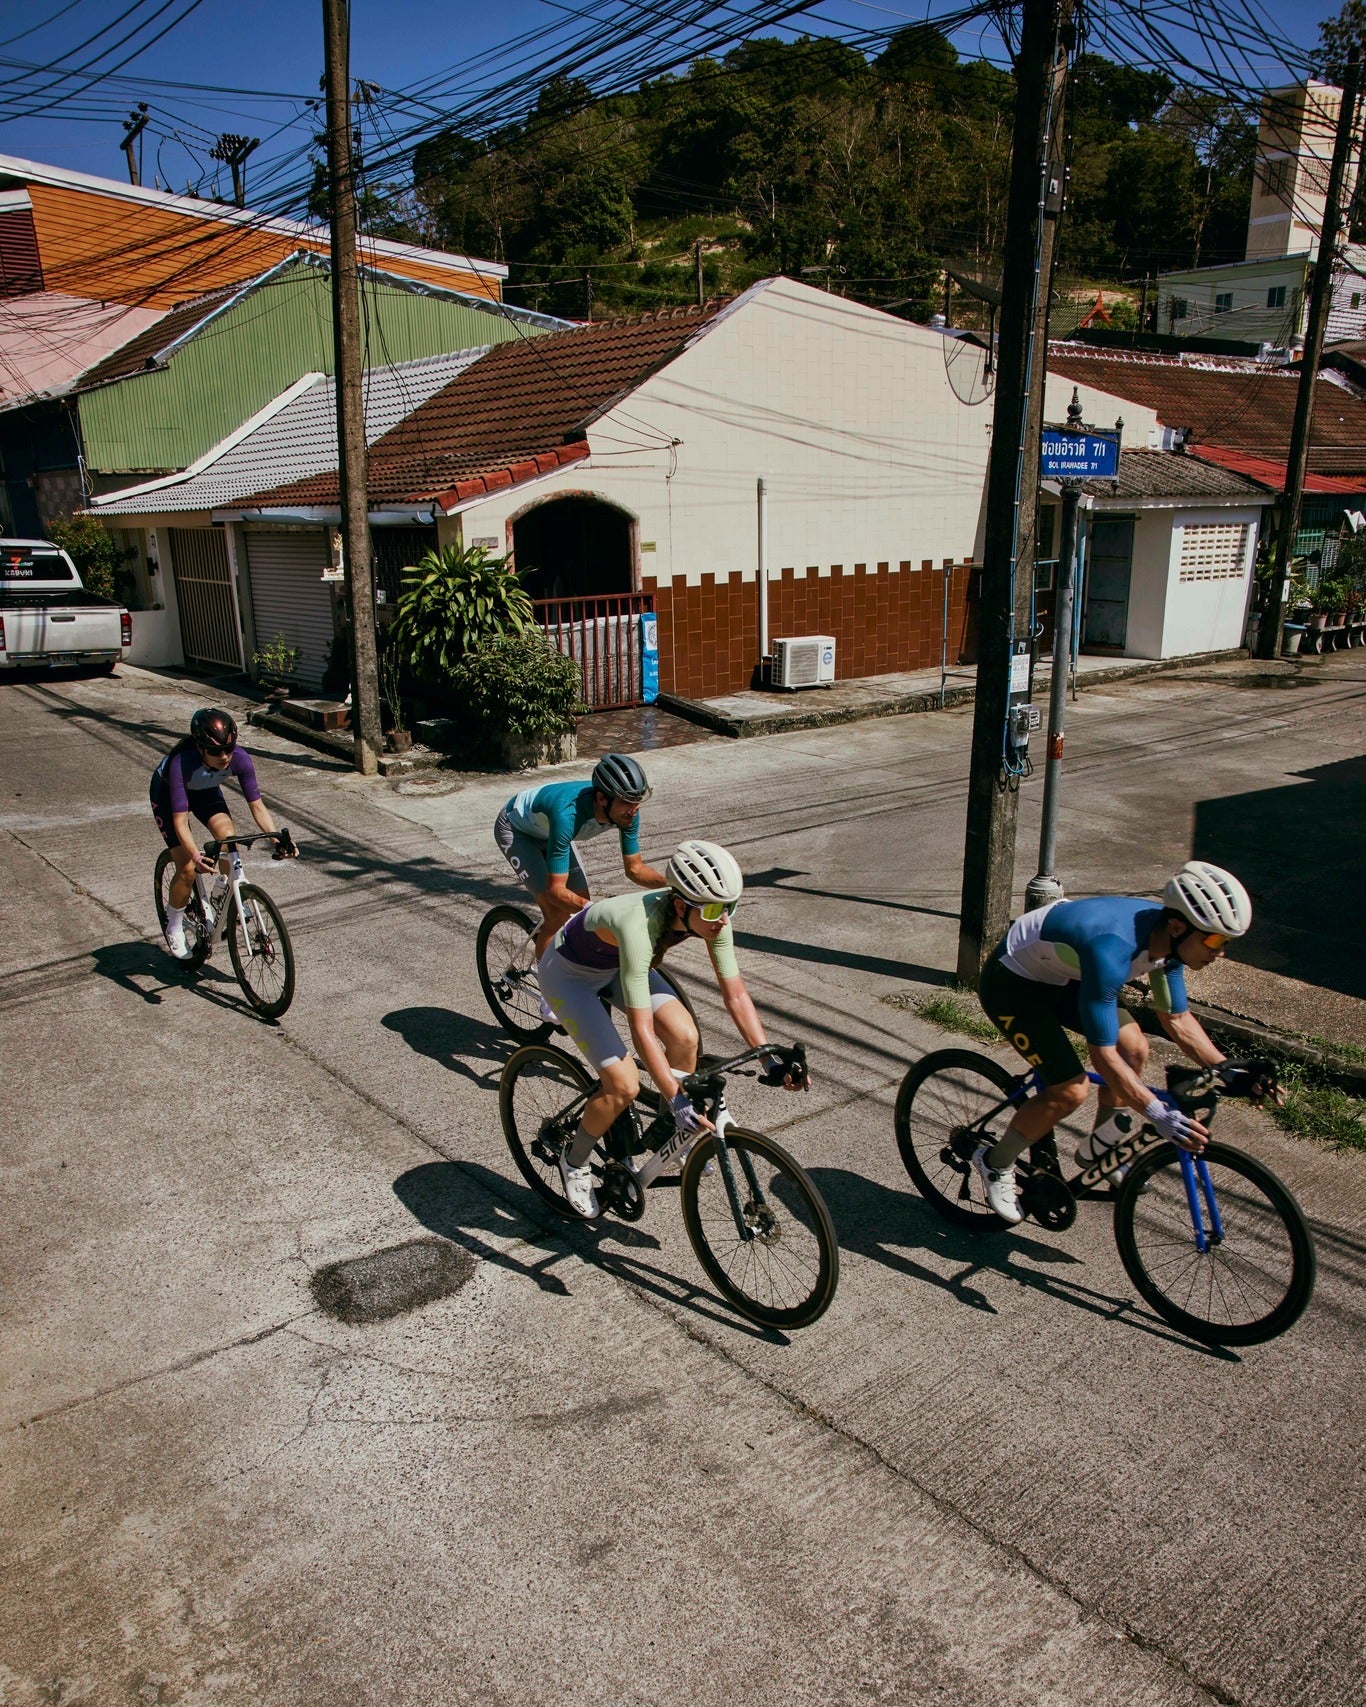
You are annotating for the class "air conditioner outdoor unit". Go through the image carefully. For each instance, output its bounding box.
[773,634,836,690]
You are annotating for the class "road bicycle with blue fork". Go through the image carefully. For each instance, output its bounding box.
[894,1051,1315,1346]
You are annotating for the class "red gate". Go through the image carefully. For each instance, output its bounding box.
[534,591,654,710]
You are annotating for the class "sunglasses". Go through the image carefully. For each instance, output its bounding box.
[1201,932,1229,950]
[199,742,233,757]
[698,900,738,922]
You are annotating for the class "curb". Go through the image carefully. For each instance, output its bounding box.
[658,649,1250,739]
[1127,992,1366,1095]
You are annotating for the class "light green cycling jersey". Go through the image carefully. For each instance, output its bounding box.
[562,887,739,1008]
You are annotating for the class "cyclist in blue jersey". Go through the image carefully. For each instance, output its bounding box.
[151,708,296,961]
[972,862,1259,1223]
[494,753,666,958]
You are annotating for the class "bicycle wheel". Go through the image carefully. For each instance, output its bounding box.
[153,849,212,967]
[895,1048,1022,1232]
[1114,1141,1315,1346]
[500,1043,597,1216]
[227,883,296,1019]
[680,1128,839,1329]
[477,905,552,1041]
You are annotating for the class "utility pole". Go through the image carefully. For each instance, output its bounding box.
[322,0,382,776]
[584,271,593,322]
[1258,47,1361,660]
[695,240,705,306]
[956,0,1073,988]
[210,133,261,208]
[121,104,149,186]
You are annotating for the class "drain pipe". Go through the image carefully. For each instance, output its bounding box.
[757,477,770,678]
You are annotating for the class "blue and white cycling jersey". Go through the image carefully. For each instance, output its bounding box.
[1000,897,1188,1046]
[504,780,640,876]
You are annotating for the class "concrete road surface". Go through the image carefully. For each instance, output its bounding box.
[1,658,1362,1707]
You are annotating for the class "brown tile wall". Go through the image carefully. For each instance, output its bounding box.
[645,560,975,699]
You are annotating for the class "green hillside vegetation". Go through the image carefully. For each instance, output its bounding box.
[367,25,1255,323]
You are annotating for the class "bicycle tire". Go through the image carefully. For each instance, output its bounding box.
[227,883,296,1019]
[500,1043,597,1216]
[477,905,552,1041]
[895,1048,1021,1232]
[1113,1141,1316,1346]
[153,848,212,967]
[680,1127,839,1328]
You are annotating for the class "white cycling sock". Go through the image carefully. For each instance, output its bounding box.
[567,1120,598,1168]
[166,905,186,929]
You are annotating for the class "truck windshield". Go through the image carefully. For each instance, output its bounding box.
[1,548,76,582]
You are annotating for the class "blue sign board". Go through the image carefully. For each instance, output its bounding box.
[639,612,659,704]
[1040,430,1120,480]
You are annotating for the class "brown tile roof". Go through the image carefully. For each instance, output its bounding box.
[1048,346,1366,477]
[1076,448,1270,500]
[239,299,727,511]
[75,280,243,387]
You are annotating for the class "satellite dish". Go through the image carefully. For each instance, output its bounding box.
[944,328,996,407]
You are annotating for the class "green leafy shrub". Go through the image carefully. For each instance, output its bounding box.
[451,631,584,751]
[389,545,533,688]
[45,515,134,602]
[252,634,302,679]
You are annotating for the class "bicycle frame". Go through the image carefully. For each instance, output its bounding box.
[191,833,275,953]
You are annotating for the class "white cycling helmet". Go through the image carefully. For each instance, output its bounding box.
[665,839,744,907]
[1163,861,1252,937]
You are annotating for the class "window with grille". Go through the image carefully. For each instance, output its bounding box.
[1267,284,1287,308]
[1169,296,1188,321]
[1214,292,1233,314]
[1178,523,1250,582]
[1260,157,1290,198]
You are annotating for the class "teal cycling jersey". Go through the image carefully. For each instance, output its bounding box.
[999,897,1189,1047]
[504,780,641,876]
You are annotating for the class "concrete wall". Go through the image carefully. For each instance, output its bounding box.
[140,527,185,667]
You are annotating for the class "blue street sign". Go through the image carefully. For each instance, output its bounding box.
[1040,430,1120,480]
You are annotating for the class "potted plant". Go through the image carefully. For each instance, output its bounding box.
[451,630,584,770]
[252,633,301,699]
[379,640,412,754]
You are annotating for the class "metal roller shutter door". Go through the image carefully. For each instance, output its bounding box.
[244,530,334,688]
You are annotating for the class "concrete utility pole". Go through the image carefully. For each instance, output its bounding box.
[121,105,149,186]
[1258,47,1361,660]
[695,240,705,306]
[322,0,383,776]
[210,133,261,208]
[955,0,1074,988]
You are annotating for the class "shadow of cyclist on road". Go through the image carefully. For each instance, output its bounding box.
[382,1006,511,1088]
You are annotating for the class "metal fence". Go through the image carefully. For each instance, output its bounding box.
[534,591,654,710]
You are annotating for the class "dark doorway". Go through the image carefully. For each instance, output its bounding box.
[514,498,633,601]
[1083,516,1134,649]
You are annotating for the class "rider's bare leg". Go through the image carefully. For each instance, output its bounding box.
[651,998,699,1077]
[567,1057,639,1165]
[986,1075,1089,1170]
[533,887,578,958]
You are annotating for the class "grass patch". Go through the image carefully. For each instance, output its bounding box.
[1297,1032,1366,1069]
[1270,1064,1366,1152]
[883,990,1002,1045]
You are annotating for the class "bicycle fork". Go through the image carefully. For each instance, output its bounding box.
[1178,1150,1225,1253]
[711,1105,767,1243]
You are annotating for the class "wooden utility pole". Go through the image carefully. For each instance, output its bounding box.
[1258,48,1361,659]
[956,0,1073,988]
[322,0,382,775]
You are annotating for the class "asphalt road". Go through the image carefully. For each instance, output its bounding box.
[1,658,1363,1707]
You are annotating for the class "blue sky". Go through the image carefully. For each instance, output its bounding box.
[0,0,1343,210]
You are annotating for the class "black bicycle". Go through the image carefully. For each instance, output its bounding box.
[476,901,700,1044]
[154,831,297,1019]
[894,1051,1315,1346]
[499,1041,839,1329]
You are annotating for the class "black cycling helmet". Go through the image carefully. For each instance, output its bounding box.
[190,707,238,755]
[591,753,651,803]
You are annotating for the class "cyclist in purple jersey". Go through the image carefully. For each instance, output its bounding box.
[150,708,296,960]
[972,862,1269,1223]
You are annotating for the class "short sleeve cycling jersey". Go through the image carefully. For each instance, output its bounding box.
[153,740,261,815]
[504,780,641,875]
[999,897,1188,1047]
[560,888,739,1009]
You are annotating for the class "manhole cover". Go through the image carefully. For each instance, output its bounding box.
[311,1236,476,1323]
[393,774,463,797]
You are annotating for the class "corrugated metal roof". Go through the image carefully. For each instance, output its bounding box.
[76,281,244,388]
[92,348,489,516]
[1076,449,1271,499]
[1183,443,1366,493]
[240,298,730,511]
[0,291,164,406]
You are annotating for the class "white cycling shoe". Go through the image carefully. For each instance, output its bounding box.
[558,1154,600,1218]
[972,1144,1023,1224]
[163,919,193,961]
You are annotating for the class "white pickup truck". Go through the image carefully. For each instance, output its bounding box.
[1,538,131,674]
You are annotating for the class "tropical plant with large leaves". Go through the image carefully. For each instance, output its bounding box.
[389,544,534,684]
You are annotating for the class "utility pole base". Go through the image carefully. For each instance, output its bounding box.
[1024,873,1065,908]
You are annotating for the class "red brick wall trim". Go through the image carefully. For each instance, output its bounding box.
[645,559,974,698]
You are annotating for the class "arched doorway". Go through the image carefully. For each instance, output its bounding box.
[513,496,634,601]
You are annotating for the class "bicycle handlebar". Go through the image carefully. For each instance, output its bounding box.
[680,1042,807,1108]
[202,828,295,860]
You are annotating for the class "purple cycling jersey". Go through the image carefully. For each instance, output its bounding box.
[153,739,261,815]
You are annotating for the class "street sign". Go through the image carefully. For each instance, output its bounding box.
[1040,430,1120,480]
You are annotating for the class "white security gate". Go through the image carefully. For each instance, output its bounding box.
[244,530,335,688]
[168,528,240,669]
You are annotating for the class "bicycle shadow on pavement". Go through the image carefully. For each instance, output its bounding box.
[804,1166,1236,1359]
[382,1006,510,1088]
[90,937,276,1023]
[396,1158,789,1344]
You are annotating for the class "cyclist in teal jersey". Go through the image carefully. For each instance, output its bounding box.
[972,861,1272,1223]
[538,839,805,1217]
[494,753,666,957]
